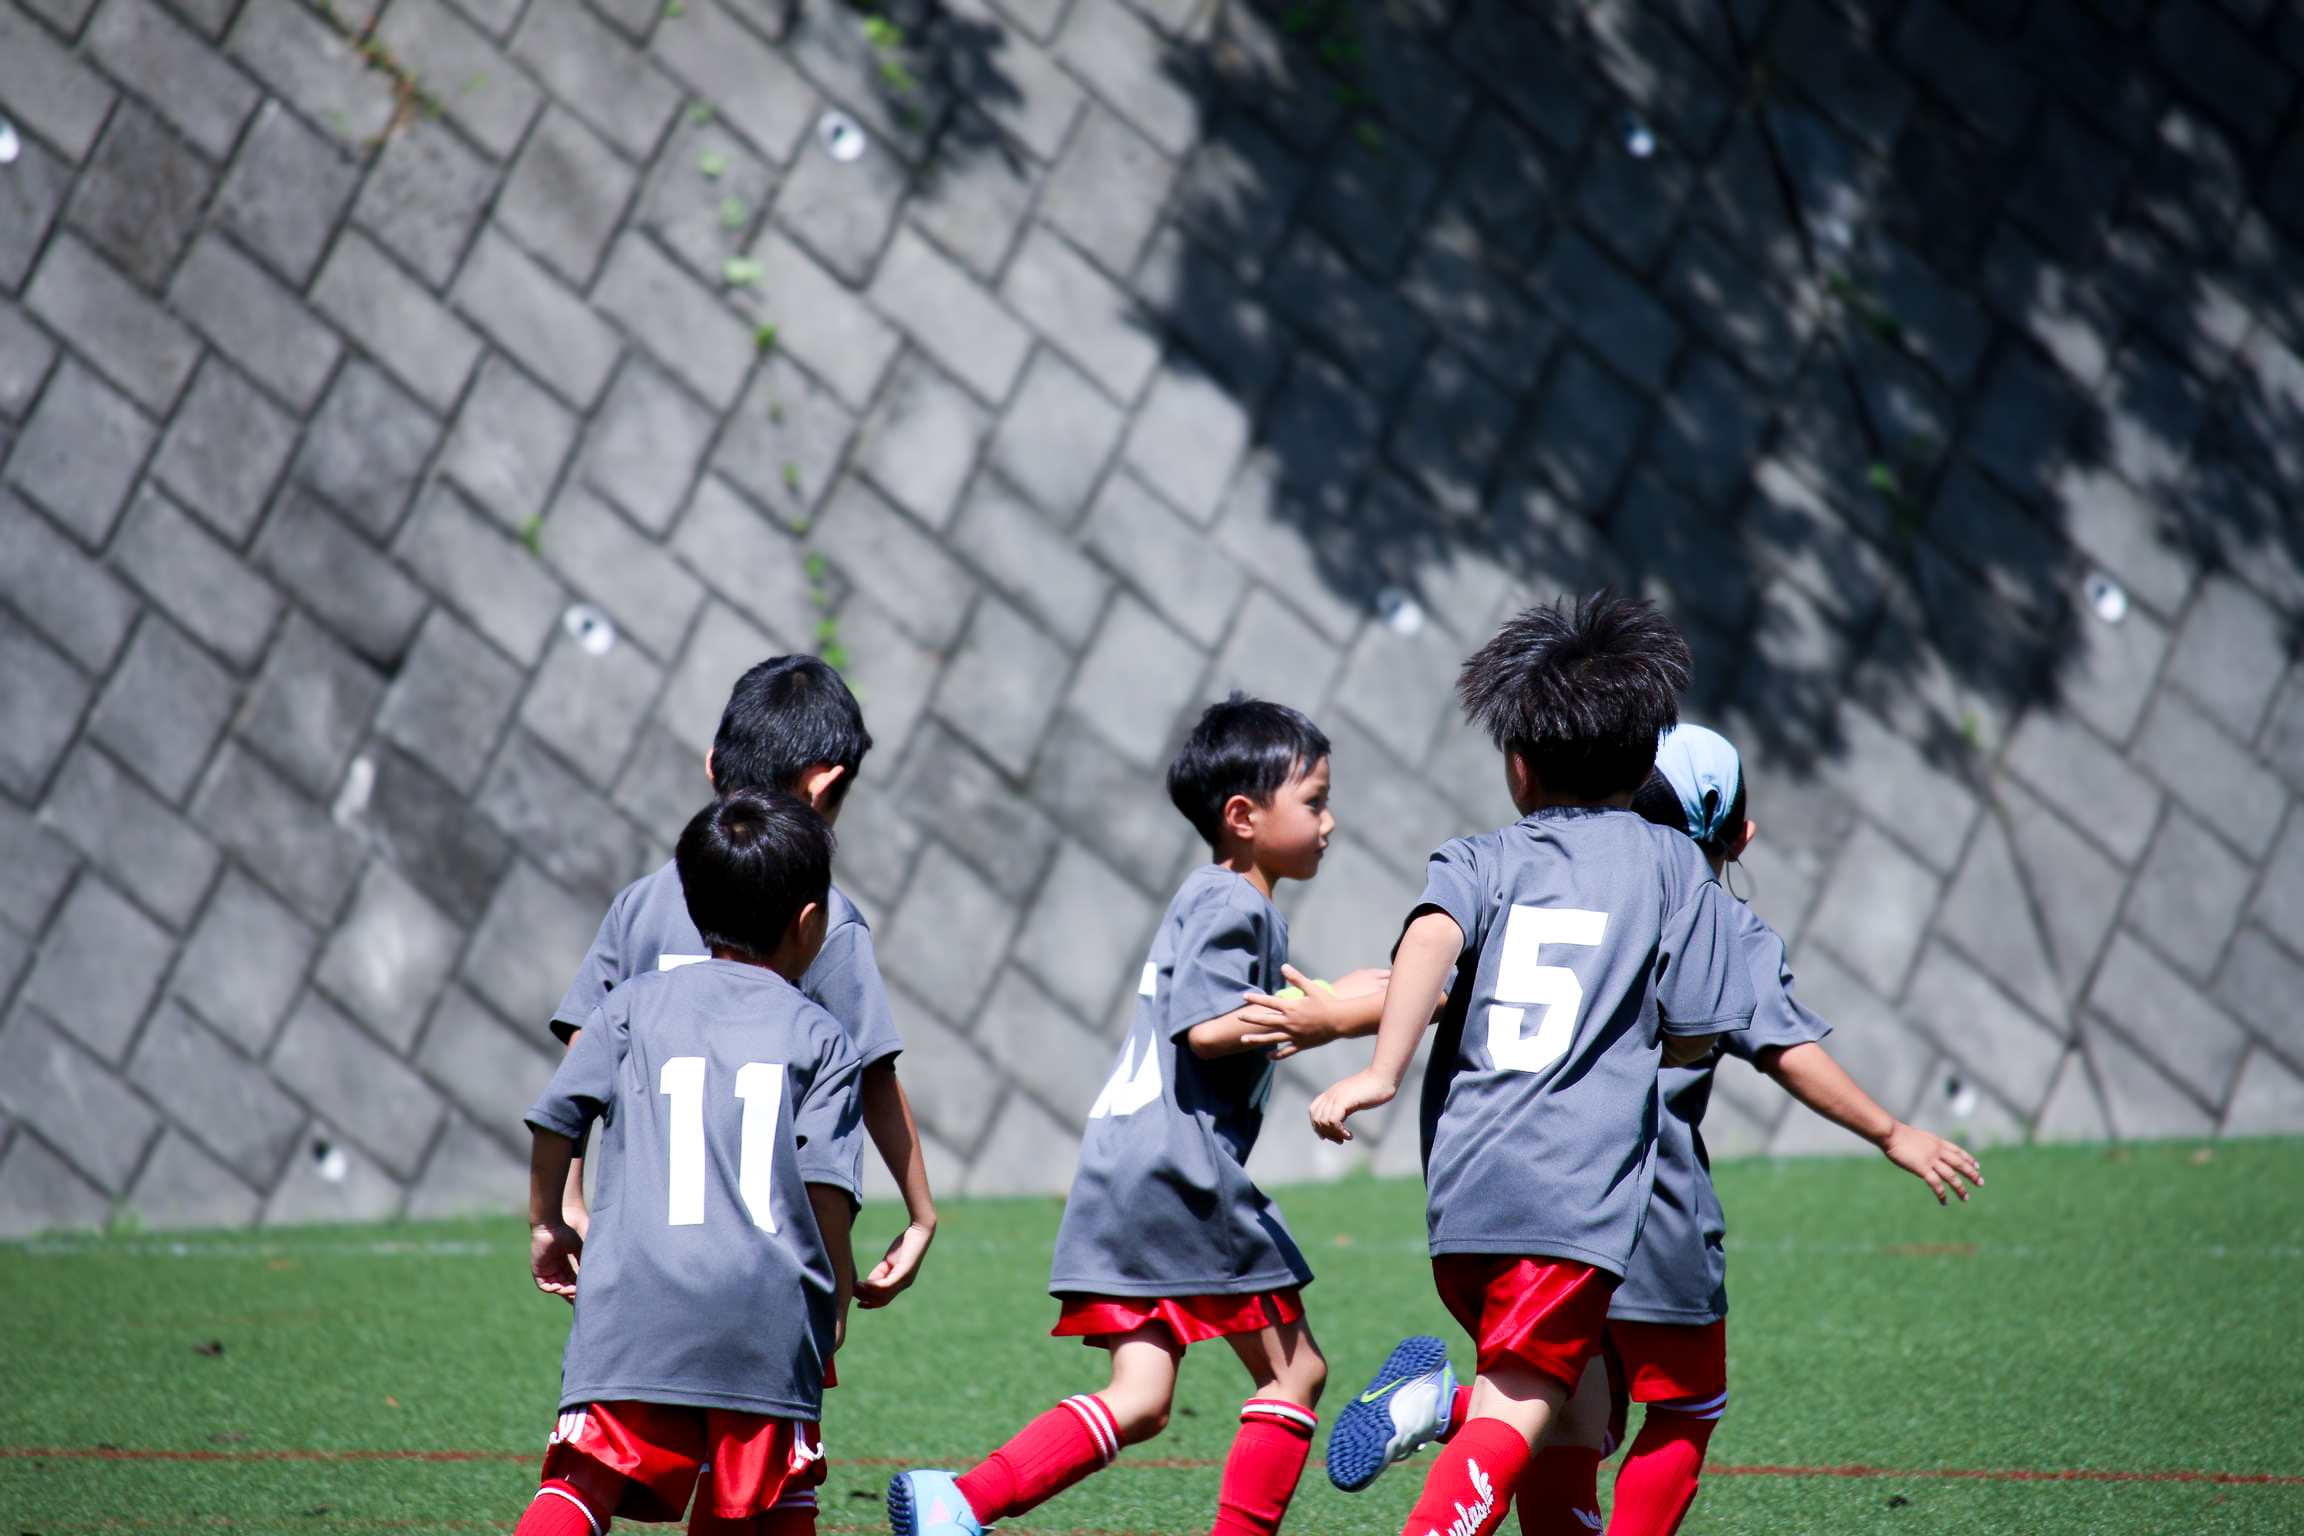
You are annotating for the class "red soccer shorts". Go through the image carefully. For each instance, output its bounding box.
[1430,1255,1617,1393]
[1605,1318,1728,1406]
[1052,1289,1306,1346]
[541,1400,826,1521]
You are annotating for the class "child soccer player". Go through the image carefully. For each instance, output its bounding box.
[553,655,935,1307]
[888,695,1388,1536]
[1328,723,1984,1536]
[517,789,864,1536]
[1309,595,1756,1536]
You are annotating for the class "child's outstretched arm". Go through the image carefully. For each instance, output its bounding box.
[1309,910,1463,1142]
[807,1184,857,1353]
[529,1130,584,1302]
[1236,965,1391,1058]
[1760,1041,1984,1203]
[854,1064,936,1308]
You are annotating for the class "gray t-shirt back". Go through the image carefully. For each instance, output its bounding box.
[552,860,902,1071]
[1609,900,1832,1324]
[1048,864,1313,1300]
[528,960,865,1419]
[1416,807,1757,1277]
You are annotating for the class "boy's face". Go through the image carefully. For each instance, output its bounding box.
[1253,755,1334,882]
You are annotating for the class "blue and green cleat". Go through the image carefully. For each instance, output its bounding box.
[1325,1335,1458,1492]
[888,1470,984,1536]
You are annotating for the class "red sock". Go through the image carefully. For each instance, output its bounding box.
[1209,1399,1317,1536]
[954,1395,1120,1522]
[755,1494,819,1536]
[1515,1447,1602,1536]
[1605,1410,1715,1536]
[518,1481,607,1536]
[1400,1419,1530,1536]
[1443,1384,1473,1440]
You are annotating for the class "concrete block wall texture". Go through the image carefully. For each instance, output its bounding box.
[2,0,2303,1234]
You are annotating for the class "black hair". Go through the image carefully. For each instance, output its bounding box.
[1630,766,1748,859]
[710,655,872,804]
[1167,692,1332,848]
[1457,593,1694,801]
[676,788,836,959]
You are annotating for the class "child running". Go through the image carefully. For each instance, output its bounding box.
[1327,723,1983,1536]
[1309,595,1756,1536]
[889,695,1388,1536]
[516,789,864,1536]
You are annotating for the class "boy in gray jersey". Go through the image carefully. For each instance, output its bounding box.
[1310,596,1754,1536]
[554,656,936,1309]
[889,696,1390,1536]
[1328,725,1982,1536]
[517,789,864,1536]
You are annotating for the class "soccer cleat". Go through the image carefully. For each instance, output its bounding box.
[888,1470,984,1536]
[1325,1335,1457,1492]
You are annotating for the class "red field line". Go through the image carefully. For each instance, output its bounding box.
[7,1446,2300,1488]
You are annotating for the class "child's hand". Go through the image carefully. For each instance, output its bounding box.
[1882,1123,1984,1204]
[531,1221,583,1303]
[855,1221,934,1308]
[1309,1069,1395,1143]
[1240,966,1351,1058]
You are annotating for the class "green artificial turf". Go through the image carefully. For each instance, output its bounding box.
[3,1139,2300,1534]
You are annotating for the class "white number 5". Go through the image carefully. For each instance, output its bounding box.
[660,1057,787,1231]
[1487,906,1607,1075]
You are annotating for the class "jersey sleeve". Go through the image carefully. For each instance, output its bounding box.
[792,1018,867,1202]
[1720,916,1832,1061]
[527,1002,626,1137]
[549,896,627,1044]
[802,920,904,1069]
[1655,878,1758,1036]
[1415,837,1488,955]
[1165,895,1268,1038]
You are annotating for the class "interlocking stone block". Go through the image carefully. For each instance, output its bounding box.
[1332,611,1462,767]
[1448,0,1594,152]
[963,1084,1080,1194]
[2217,925,2304,1070]
[1056,0,1198,156]
[1263,228,1426,401]
[171,868,317,1055]
[2133,691,2287,860]
[0,1129,112,1237]
[1011,837,1158,1022]
[911,114,1036,283]
[594,232,757,411]
[1084,471,1245,647]
[853,356,991,532]
[312,232,481,413]
[129,1002,304,1185]
[435,357,571,534]
[2151,0,2293,148]
[765,109,908,285]
[2223,1045,2304,1135]
[636,113,776,288]
[2089,929,2251,1108]
[1307,129,1441,282]
[355,745,513,926]
[0,490,137,673]
[376,607,525,794]
[519,624,664,790]
[1122,361,1249,527]
[708,357,852,530]
[459,856,605,1038]
[986,349,1125,526]
[0,1012,159,1193]
[1175,112,1308,282]
[580,358,716,536]
[392,482,568,667]
[654,599,777,755]
[1323,715,1463,885]
[2002,707,2163,866]
[374,0,543,158]
[932,594,1071,778]
[1388,350,1514,520]
[262,1121,408,1225]
[1063,594,1204,768]
[1030,715,1195,891]
[85,617,235,808]
[1135,226,1294,407]
[352,119,499,290]
[878,840,1020,1021]
[888,722,1062,900]
[63,103,214,290]
[405,1111,527,1217]
[540,486,706,662]
[236,613,383,800]
[1664,224,1807,389]
[193,743,364,920]
[738,235,899,412]
[151,361,295,545]
[650,0,815,163]
[1203,584,1340,715]
[1285,835,1422,981]
[110,488,282,669]
[1804,820,1942,999]
[18,872,174,1061]
[128,1128,263,1229]
[269,992,445,1179]
[882,983,1006,1151]
[213,100,361,286]
[857,229,1027,409]
[2165,577,2289,744]
[2054,585,2168,747]
[416,985,558,1142]
[508,0,681,156]
[26,235,199,416]
[1398,219,1553,396]
[0,795,78,940]
[1931,808,2061,1023]
[171,231,341,413]
[949,475,1111,647]
[0,4,119,161]
[92,0,261,161]
[1535,231,1683,395]
[496,107,639,288]
[973,966,1112,1128]
[1041,107,1169,278]
[2126,806,2254,983]
[254,492,429,666]
[227,0,395,145]
[0,299,57,420]
[0,133,70,294]
[314,860,463,1051]
[1213,463,1368,644]
[1900,940,2066,1112]
[815,477,978,650]
[668,476,814,649]
[2253,812,2304,958]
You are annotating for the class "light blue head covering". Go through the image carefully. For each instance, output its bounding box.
[1653,724,1743,845]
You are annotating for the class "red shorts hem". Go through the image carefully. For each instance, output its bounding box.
[1052,1289,1306,1346]
[1430,1255,1616,1392]
[1605,1318,1727,1406]
[540,1400,825,1521]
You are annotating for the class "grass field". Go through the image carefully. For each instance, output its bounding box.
[4,1140,2301,1535]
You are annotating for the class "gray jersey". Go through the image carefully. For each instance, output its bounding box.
[1049,864,1313,1299]
[1416,808,1756,1276]
[1610,901,1832,1323]
[528,960,865,1418]
[551,860,902,1071]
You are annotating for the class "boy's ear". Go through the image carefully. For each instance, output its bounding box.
[703,748,717,789]
[1504,751,1540,806]
[1724,818,1758,862]
[1220,790,1261,844]
[793,762,847,811]
[790,899,827,950]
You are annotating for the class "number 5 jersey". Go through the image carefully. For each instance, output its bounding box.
[1415,807,1757,1278]
[527,960,866,1419]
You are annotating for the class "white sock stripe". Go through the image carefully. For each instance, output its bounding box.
[1658,1389,1729,1419]
[1063,1394,1121,1462]
[537,1485,602,1536]
[1240,1400,1319,1432]
[771,1493,819,1510]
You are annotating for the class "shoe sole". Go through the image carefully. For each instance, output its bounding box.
[1327,1335,1451,1492]
[887,1471,919,1536]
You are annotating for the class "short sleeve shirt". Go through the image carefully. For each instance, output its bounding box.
[1416,807,1756,1277]
[550,860,902,1071]
[1609,901,1832,1324]
[528,961,865,1418]
[1048,864,1313,1300]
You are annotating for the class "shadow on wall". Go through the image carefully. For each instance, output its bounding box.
[887,0,2304,778]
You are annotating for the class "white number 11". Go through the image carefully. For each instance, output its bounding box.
[660,1057,787,1231]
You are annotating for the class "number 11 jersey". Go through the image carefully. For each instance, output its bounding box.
[528,959,866,1420]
